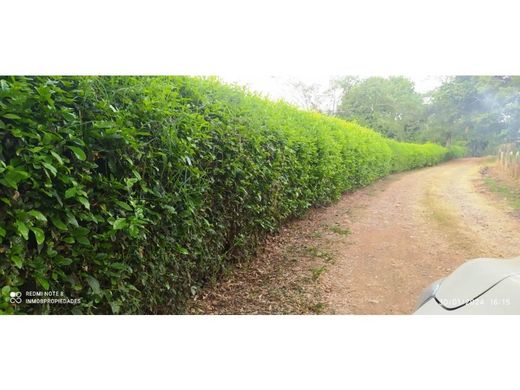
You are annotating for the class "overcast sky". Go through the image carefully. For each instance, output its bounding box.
[221,75,444,110]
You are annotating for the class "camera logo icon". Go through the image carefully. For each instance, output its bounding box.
[9,291,22,304]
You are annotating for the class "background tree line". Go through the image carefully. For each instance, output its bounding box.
[290,76,520,156]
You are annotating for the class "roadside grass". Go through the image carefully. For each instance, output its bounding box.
[309,230,323,239]
[305,246,334,262]
[310,266,327,281]
[484,176,520,211]
[189,230,334,314]
[309,302,326,314]
[329,225,351,236]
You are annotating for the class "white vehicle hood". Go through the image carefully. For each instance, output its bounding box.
[434,257,520,309]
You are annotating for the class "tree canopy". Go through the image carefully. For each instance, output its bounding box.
[336,76,424,141]
[335,75,520,156]
[420,76,520,155]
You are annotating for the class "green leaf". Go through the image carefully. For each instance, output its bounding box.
[109,301,121,314]
[85,275,101,295]
[50,151,64,165]
[11,255,23,269]
[2,169,30,189]
[77,197,90,210]
[27,210,47,222]
[42,132,58,145]
[42,162,57,176]
[64,187,77,199]
[0,79,9,91]
[1,286,10,296]
[162,205,177,215]
[55,257,73,266]
[63,236,75,244]
[66,213,79,227]
[30,227,45,245]
[46,247,58,257]
[0,226,6,238]
[50,216,68,231]
[110,262,129,270]
[93,121,115,129]
[177,246,189,255]
[15,220,29,240]
[68,146,86,161]
[128,224,139,238]
[75,226,89,236]
[124,178,138,189]
[115,200,132,211]
[112,218,127,230]
[36,276,50,291]
[3,113,21,120]
[75,236,90,246]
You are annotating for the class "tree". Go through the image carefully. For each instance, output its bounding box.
[287,77,361,115]
[336,76,424,141]
[325,76,359,115]
[421,76,520,155]
[286,80,325,112]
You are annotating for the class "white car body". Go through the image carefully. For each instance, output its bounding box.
[414,257,520,314]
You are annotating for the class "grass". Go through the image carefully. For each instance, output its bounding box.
[310,266,327,281]
[484,177,520,210]
[309,302,326,314]
[309,230,323,239]
[329,225,351,236]
[305,246,334,262]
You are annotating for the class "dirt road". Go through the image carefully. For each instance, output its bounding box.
[191,158,520,315]
[323,157,520,314]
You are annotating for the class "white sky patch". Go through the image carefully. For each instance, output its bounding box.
[221,75,445,110]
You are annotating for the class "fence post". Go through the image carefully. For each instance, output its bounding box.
[497,143,520,179]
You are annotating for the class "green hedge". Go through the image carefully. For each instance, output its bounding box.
[0,76,453,314]
[445,144,467,160]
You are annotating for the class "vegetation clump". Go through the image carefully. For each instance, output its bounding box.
[0,76,457,313]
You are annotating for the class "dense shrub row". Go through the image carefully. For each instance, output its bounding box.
[445,144,467,160]
[0,76,455,314]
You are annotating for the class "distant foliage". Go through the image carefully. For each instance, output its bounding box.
[445,145,467,160]
[0,76,453,314]
[337,76,425,141]
[421,76,520,155]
